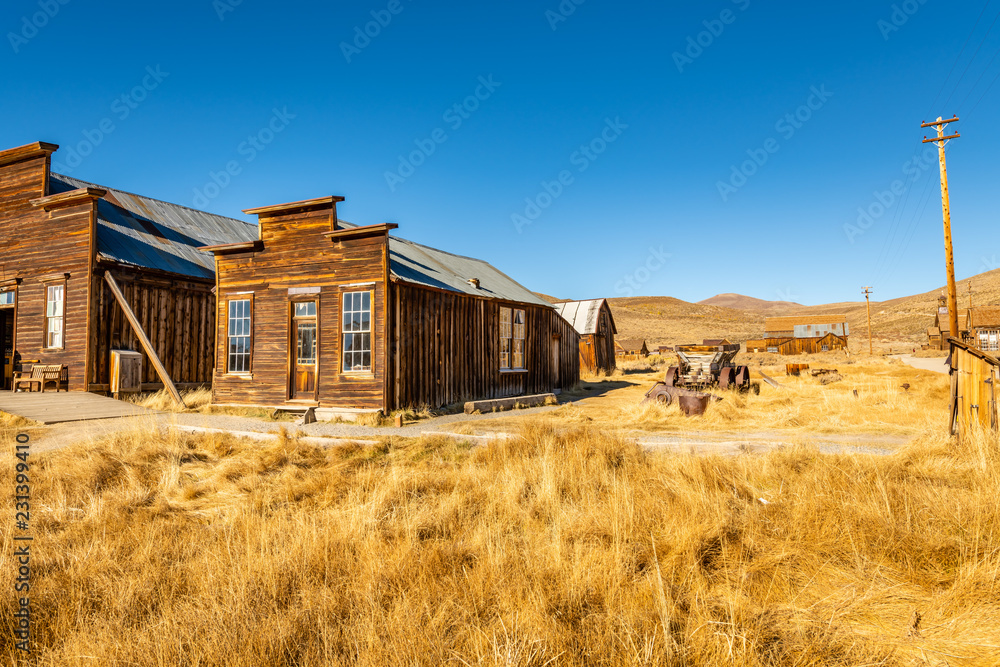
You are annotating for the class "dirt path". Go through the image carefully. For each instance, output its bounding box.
[897,354,949,374]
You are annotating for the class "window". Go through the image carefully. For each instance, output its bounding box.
[295,301,317,366]
[0,290,14,306]
[821,345,829,352]
[342,291,371,372]
[227,298,252,373]
[980,330,1000,352]
[499,307,526,370]
[45,284,65,349]
[767,346,778,354]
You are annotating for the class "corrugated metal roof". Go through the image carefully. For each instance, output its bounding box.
[554,299,607,335]
[387,235,552,308]
[50,174,258,280]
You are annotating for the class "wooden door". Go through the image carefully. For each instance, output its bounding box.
[291,301,317,400]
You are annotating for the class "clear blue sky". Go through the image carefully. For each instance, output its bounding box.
[3,0,998,306]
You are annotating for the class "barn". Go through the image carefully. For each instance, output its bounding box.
[553,299,616,374]
[0,141,256,394]
[203,195,579,418]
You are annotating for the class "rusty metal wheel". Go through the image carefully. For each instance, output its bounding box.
[718,367,734,390]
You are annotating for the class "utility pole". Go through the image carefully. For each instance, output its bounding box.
[863,286,873,355]
[922,116,960,341]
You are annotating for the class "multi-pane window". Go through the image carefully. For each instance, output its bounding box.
[342,291,371,372]
[512,309,525,369]
[45,284,64,348]
[0,290,14,306]
[979,330,1000,352]
[499,307,526,370]
[227,298,252,373]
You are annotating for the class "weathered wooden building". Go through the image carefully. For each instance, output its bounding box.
[616,339,649,359]
[0,141,256,392]
[948,337,999,437]
[554,299,616,374]
[965,307,1000,352]
[928,298,970,349]
[744,316,849,355]
[203,195,579,417]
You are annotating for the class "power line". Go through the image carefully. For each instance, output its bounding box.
[927,0,993,117]
[943,6,1000,111]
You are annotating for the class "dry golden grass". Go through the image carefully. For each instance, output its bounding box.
[516,356,949,438]
[1,417,999,665]
[128,388,296,421]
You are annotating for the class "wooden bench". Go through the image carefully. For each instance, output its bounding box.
[12,364,68,393]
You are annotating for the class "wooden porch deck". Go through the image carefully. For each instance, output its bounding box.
[0,391,154,425]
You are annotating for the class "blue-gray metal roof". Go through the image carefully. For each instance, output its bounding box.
[50,174,258,280]
[388,236,552,307]
[333,220,551,308]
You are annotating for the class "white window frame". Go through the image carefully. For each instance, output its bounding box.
[227,298,252,374]
[342,290,372,373]
[44,283,65,349]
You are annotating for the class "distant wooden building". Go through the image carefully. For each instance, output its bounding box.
[744,316,849,355]
[928,298,970,349]
[554,299,616,374]
[616,338,649,358]
[0,141,255,393]
[966,307,1000,352]
[203,195,579,417]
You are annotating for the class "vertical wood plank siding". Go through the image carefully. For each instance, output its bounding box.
[950,338,999,438]
[90,268,215,386]
[386,282,579,410]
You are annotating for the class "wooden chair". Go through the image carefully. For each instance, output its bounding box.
[12,364,67,393]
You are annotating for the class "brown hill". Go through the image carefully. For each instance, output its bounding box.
[698,293,802,313]
[606,268,1000,350]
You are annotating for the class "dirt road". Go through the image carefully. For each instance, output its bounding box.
[897,355,948,374]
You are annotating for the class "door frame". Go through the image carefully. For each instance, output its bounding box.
[287,298,320,402]
[0,285,18,392]
[551,333,562,391]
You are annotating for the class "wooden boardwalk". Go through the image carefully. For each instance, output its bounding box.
[0,392,153,425]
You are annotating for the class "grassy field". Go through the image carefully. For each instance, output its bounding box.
[463,355,951,440]
[1,355,998,666]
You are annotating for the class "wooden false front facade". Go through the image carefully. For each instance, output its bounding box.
[206,197,579,414]
[0,141,253,393]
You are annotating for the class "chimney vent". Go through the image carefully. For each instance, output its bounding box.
[468,278,480,289]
